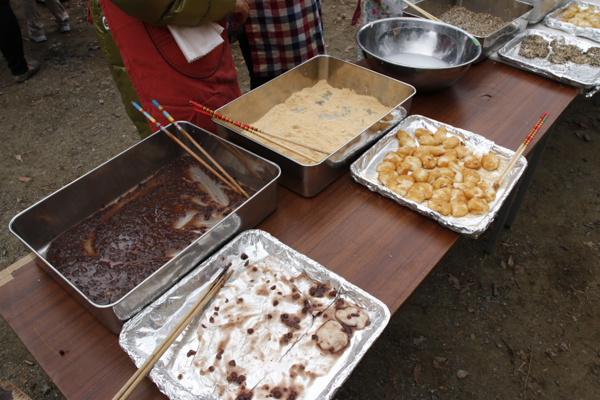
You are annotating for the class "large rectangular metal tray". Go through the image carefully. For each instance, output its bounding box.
[120,229,390,400]
[213,55,415,197]
[9,123,281,334]
[350,115,527,238]
[498,29,600,94]
[404,0,533,62]
[545,0,600,42]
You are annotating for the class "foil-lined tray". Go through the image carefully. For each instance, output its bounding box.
[120,229,390,400]
[545,1,600,42]
[350,115,527,238]
[498,29,600,95]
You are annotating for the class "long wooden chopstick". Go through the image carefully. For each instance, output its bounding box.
[403,0,441,21]
[194,107,330,155]
[132,102,248,198]
[112,266,234,400]
[494,113,549,189]
[152,101,249,198]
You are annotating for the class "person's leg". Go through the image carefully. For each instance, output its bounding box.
[238,29,276,90]
[45,0,69,31]
[21,0,47,39]
[0,0,28,76]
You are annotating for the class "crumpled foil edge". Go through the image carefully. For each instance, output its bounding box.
[544,1,600,43]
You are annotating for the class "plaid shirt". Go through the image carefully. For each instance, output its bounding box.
[245,0,326,78]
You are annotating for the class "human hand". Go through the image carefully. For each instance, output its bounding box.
[233,0,249,24]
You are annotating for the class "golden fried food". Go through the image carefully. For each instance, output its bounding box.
[451,188,467,203]
[378,170,398,185]
[437,167,455,181]
[468,197,490,215]
[443,136,460,149]
[428,199,452,216]
[427,170,442,185]
[397,174,415,183]
[418,134,440,146]
[420,153,437,169]
[395,161,411,175]
[451,201,469,217]
[397,130,411,141]
[437,154,458,168]
[420,145,446,156]
[387,179,413,196]
[400,136,417,148]
[463,154,482,169]
[432,177,453,189]
[434,126,448,143]
[376,161,396,173]
[462,168,481,185]
[383,151,403,164]
[414,127,433,138]
[432,187,452,201]
[397,146,415,157]
[412,168,430,182]
[444,148,457,159]
[481,153,500,171]
[404,156,422,171]
[560,4,600,29]
[454,145,471,159]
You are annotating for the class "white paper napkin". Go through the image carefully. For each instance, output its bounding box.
[168,22,224,63]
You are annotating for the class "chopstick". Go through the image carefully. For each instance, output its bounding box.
[151,100,249,199]
[191,101,325,162]
[403,0,441,22]
[132,102,249,198]
[494,113,549,190]
[112,266,234,400]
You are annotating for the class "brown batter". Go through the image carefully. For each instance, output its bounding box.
[46,156,252,305]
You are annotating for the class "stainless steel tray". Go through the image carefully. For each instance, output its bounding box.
[350,115,527,238]
[545,1,600,42]
[120,229,390,400]
[9,123,281,334]
[498,29,600,94]
[522,0,570,23]
[403,0,533,62]
[213,55,415,197]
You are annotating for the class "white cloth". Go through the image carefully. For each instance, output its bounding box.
[168,23,224,63]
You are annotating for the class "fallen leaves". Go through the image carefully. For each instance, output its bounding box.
[413,336,426,345]
[456,369,469,379]
[413,364,422,383]
[448,274,460,290]
[432,357,446,370]
[14,154,23,162]
[17,176,32,182]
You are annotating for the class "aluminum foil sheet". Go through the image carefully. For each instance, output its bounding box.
[544,1,600,42]
[350,115,528,239]
[120,229,390,400]
[498,29,600,96]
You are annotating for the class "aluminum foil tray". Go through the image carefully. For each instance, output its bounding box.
[120,229,390,400]
[498,29,600,95]
[350,115,527,238]
[545,1,600,42]
[522,0,570,24]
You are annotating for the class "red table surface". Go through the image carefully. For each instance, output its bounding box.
[0,58,578,400]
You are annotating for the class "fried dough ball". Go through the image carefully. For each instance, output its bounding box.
[451,201,469,217]
[432,177,453,189]
[434,126,448,143]
[478,181,497,202]
[481,153,500,171]
[396,174,415,184]
[335,307,369,329]
[420,153,437,169]
[395,162,411,175]
[378,170,398,185]
[464,185,484,200]
[426,170,442,185]
[451,188,467,203]
[468,197,490,215]
[432,187,452,201]
[387,179,413,196]
[396,146,415,157]
[316,320,348,353]
[437,167,455,181]
[420,145,446,157]
[414,128,433,139]
[400,137,417,148]
[463,155,482,169]
[462,169,481,185]
[443,136,460,149]
[412,147,429,159]
[454,145,471,159]
[428,199,452,216]
[448,162,463,183]
[412,168,430,182]
[383,151,403,164]
[405,182,433,203]
[418,134,440,146]
[404,156,422,172]
[444,148,457,159]
[397,130,411,141]
[437,154,458,168]
[376,161,395,173]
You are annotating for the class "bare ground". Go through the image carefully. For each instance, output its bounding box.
[1,1,600,399]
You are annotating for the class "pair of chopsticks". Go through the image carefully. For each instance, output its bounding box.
[111,266,234,400]
[190,101,328,163]
[132,101,249,198]
[494,112,549,189]
[403,0,441,21]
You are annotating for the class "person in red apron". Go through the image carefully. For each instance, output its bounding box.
[89,0,248,138]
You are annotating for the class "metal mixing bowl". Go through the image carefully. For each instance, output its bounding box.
[356,17,482,92]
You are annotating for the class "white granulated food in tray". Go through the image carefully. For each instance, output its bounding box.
[249,80,391,164]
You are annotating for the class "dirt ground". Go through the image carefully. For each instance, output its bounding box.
[1,1,600,399]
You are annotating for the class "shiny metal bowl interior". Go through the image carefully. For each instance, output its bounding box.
[356,17,482,92]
